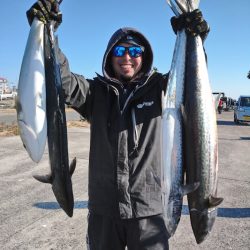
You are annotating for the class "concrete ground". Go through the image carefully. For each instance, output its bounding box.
[0,110,249,249]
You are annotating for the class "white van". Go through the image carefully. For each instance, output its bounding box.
[234,95,250,123]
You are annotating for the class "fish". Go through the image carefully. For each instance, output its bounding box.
[33,23,76,217]
[16,18,47,163]
[177,0,223,244]
[162,0,199,236]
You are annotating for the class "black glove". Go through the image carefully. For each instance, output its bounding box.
[171,9,209,41]
[26,0,62,29]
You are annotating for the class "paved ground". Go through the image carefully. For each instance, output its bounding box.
[0,110,249,249]
[0,108,81,125]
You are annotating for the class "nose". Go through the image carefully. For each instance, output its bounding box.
[122,51,132,59]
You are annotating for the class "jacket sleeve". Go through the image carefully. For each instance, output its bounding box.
[57,47,92,120]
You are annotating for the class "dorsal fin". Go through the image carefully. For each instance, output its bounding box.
[208,195,223,208]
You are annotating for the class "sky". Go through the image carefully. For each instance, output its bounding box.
[0,0,250,100]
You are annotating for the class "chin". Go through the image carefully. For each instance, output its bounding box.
[119,74,133,81]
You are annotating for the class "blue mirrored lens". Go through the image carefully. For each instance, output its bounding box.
[113,46,143,58]
[113,46,126,57]
[128,47,142,57]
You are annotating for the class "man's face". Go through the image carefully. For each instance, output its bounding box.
[111,43,143,82]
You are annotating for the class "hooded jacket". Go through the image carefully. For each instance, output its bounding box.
[58,27,169,219]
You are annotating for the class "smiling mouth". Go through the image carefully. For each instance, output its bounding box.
[120,64,133,69]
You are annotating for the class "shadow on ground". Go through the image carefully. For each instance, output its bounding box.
[217,120,250,126]
[240,137,250,140]
[33,202,250,218]
[217,120,235,126]
[33,200,88,210]
[181,205,250,218]
[219,137,250,141]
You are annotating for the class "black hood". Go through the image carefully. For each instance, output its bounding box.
[102,27,153,82]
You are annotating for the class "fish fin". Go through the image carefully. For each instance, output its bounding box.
[174,0,188,13]
[69,157,77,176]
[181,182,200,196]
[180,104,187,125]
[33,174,52,184]
[208,195,223,208]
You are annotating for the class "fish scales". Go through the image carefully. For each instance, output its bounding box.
[33,24,76,217]
[17,18,47,163]
[163,0,201,237]
[17,17,75,216]
[165,0,222,243]
[162,29,187,236]
[45,24,75,217]
[183,4,223,244]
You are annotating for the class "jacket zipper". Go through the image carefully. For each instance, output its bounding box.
[121,71,156,115]
[97,76,120,96]
[98,72,157,154]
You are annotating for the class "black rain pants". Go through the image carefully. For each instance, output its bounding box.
[86,213,169,250]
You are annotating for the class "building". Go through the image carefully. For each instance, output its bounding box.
[0,77,17,100]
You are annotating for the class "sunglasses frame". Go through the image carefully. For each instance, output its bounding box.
[112,45,144,58]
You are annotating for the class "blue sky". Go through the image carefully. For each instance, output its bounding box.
[1,0,249,99]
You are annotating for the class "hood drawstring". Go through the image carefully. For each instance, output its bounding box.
[131,108,139,156]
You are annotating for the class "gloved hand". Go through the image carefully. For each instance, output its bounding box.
[171,9,210,41]
[26,0,62,29]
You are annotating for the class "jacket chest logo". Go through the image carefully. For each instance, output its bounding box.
[137,101,154,109]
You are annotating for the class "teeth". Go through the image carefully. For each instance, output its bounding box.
[121,65,132,69]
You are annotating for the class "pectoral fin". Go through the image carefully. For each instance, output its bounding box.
[33,174,52,184]
[33,157,76,184]
[180,104,187,125]
[69,157,77,176]
[181,182,200,196]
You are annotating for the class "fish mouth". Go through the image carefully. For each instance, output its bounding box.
[190,208,217,244]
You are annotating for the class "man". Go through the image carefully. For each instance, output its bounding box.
[218,99,223,114]
[27,1,209,249]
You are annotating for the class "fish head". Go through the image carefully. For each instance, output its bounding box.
[52,175,74,217]
[190,207,217,244]
[164,198,183,236]
[17,119,46,163]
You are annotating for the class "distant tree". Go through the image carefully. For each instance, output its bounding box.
[247,70,250,79]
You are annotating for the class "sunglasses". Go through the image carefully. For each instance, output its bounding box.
[112,46,144,58]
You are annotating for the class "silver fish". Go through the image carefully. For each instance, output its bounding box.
[180,0,223,244]
[17,18,47,163]
[163,0,199,236]
[33,23,76,217]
